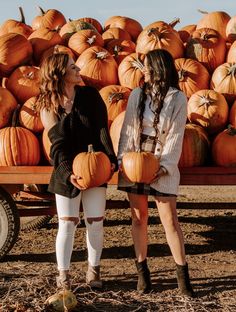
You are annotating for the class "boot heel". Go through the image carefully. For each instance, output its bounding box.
[135,259,152,293]
[176,263,195,297]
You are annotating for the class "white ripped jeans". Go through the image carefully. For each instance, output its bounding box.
[55,187,106,271]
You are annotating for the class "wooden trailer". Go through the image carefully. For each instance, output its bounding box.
[0,165,236,260]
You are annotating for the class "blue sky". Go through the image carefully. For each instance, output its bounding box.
[0,0,235,30]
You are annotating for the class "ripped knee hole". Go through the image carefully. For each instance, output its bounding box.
[86,216,104,224]
[60,216,80,225]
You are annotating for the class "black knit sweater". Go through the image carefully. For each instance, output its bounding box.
[47,86,118,198]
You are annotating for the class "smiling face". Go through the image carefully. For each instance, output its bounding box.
[64,57,83,86]
[143,58,153,83]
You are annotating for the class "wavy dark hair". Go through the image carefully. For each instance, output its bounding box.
[138,49,180,135]
[36,52,69,115]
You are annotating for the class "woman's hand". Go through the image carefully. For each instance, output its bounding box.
[69,174,86,190]
[109,163,116,180]
[150,166,167,183]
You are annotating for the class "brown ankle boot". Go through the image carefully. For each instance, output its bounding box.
[176,263,195,297]
[135,259,152,293]
[56,270,71,290]
[86,264,103,289]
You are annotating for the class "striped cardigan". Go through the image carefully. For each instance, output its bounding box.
[117,86,187,195]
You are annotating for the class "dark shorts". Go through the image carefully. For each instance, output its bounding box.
[118,133,176,197]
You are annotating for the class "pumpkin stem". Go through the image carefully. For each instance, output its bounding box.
[198,9,209,15]
[96,51,108,59]
[108,92,123,103]
[169,18,180,28]
[25,71,35,80]
[18,7,26,24]
[88,144,94,152]
[199,96,215,107]
[113,45,122,55]
[37,6,45,16]
[87,35,97,45]
[131,57,144,71]
[228,63,236,76]
[11,104,21,127]
[227,124,236,136]
[178,69,187,81]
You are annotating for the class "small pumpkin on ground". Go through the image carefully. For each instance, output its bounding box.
[45,289,78,312]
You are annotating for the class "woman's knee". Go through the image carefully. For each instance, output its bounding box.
[86,216,104,225]
[59,216,80,226]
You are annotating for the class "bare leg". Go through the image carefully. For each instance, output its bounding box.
[155,196,186,265]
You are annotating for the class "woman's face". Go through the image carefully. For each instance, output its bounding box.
[143,58,152,83]
[64,57,83,85]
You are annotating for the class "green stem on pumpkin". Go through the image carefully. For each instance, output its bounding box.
[227,124,236,136]
[11,104,21,127]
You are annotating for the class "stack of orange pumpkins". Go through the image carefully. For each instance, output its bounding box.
[0,7,235,168]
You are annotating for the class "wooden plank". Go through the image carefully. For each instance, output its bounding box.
[0,166,236,185]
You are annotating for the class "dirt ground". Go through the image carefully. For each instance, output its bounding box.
[0,186,236,312]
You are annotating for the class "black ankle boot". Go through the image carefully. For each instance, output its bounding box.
[176,263,195,297]
[135,259,152,293]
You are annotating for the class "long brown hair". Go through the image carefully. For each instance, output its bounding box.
[138,49,180,134]
[36,53,69,114]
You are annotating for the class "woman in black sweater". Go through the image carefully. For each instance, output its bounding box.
[37,53,117,290]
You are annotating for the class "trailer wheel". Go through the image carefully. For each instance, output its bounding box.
[20,215,52,230]
[0,186,20,260]
[20,184,52,230]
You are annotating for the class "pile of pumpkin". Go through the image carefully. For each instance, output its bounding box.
[0,7,236,169]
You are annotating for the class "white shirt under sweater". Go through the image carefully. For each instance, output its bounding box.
[142,95,156,137]
[117,86,187,195]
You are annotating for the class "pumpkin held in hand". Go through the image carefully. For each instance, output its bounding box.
[72,144,111,188]
[45,290,77,312]
[121,151,160,183]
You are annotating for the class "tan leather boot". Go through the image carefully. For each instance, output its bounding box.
[56,270,71,290]
[86,264,103,289]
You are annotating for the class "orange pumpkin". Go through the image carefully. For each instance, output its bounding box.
[210,62,236,103]
[136,25,184,58]
[40,44,76,64]
[229,100,236,128]
[185,27,226,73]
[0,7,33,38]
[0,87,18,129]
[104,16,143,42]
[196,10,231,40]
[6,65,40,104]
[76,46,118,89]
[118,52,145,89]
[72,144,111,188]
[102,27,131,45]
[121,151,160,183]
[28,27,63,65]
[187,89,229,134]
[179,123,210,167]
[109,111,125,155]
[19,96,44,133]
[178,24,196,44]
[0,106,40,166]
[77,17,103,34]
[99,85,130,128]
[42,128,51,163]
[0,33,33,77]
[59,20,97,44]
[226,15,236,43]
[212,126,236,166]
[31,6,66,30]
[105,39,136,65]
[68,29,104,57]
[226,41,236,63]
[175,58,210,98]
